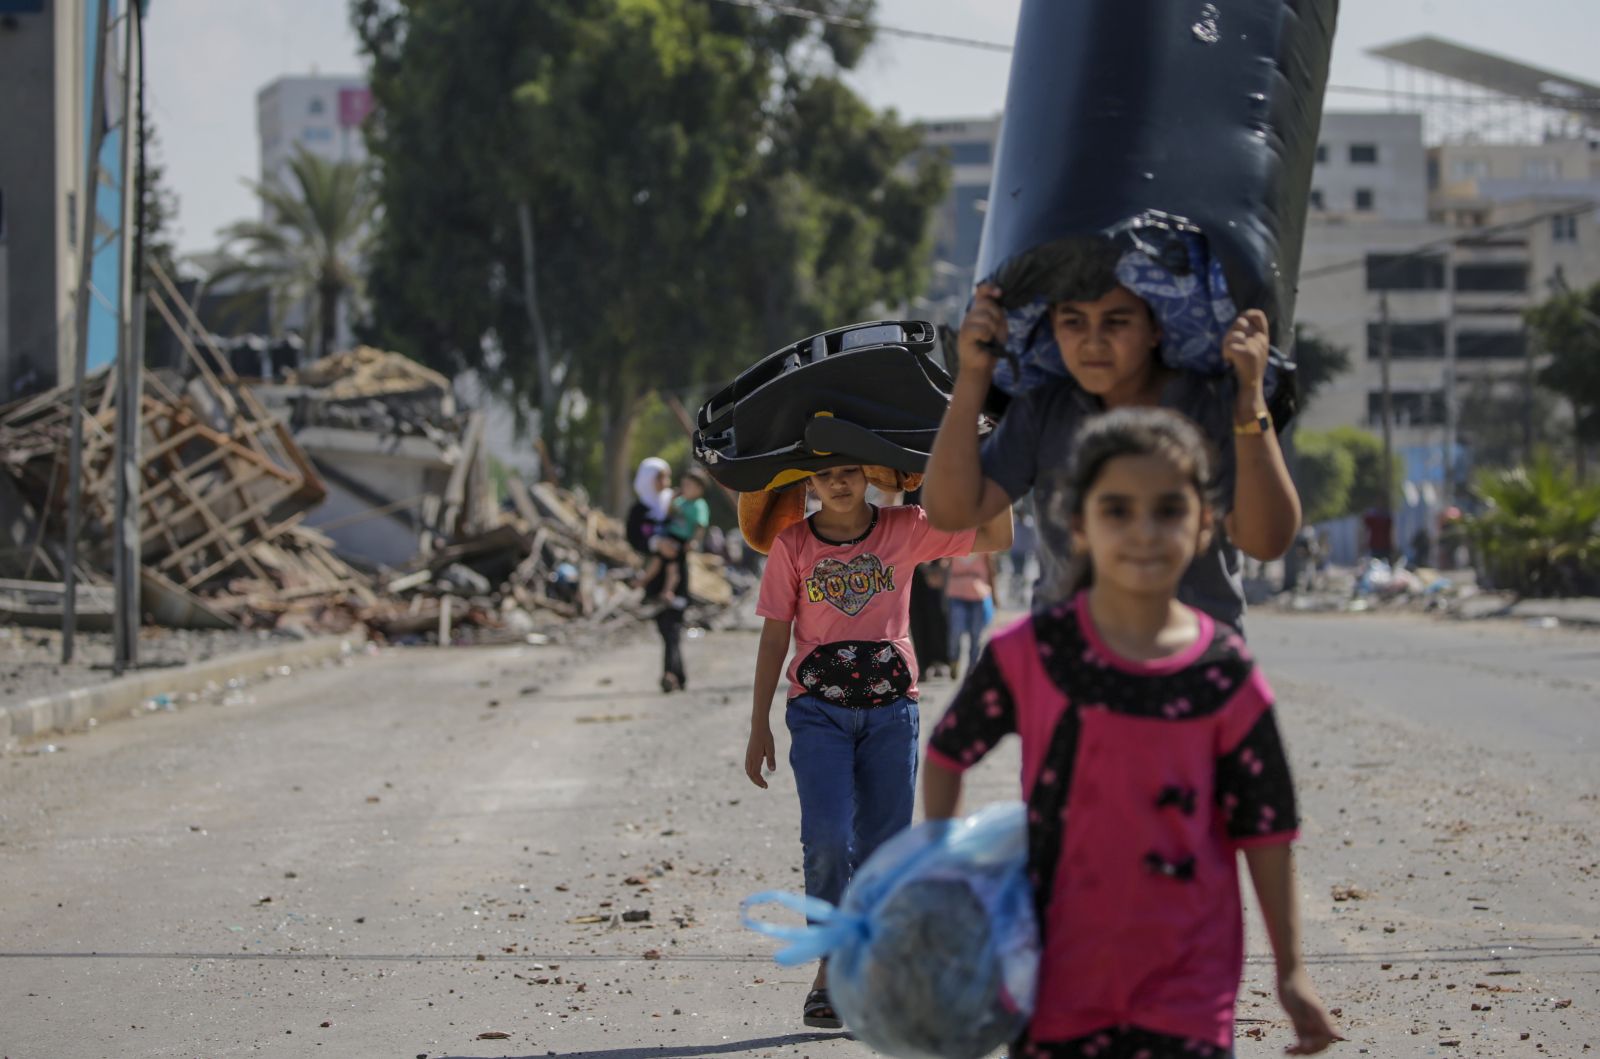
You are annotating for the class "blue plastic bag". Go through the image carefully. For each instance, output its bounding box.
[742,802,1039,1059]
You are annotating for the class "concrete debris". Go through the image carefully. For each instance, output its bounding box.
[0,330,732,645]
[0,323,343,631]
[288,345,452,402]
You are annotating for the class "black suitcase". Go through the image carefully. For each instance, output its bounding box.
[693,320,956,494]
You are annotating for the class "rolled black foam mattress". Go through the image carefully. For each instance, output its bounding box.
[976,0,1339,420]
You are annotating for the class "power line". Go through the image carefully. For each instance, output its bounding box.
[706,0,1011,52]
[1300,201,1596,282]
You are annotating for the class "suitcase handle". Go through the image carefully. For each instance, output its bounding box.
[803,416,928,474]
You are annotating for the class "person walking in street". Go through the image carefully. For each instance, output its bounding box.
[924,409,1338,1058]
[626,456,691,693]
[945,550,996,679]
[907,558,954,681]
[1361,506,1395,565]
[636,467,712,606]
[741,464,1012,1030]
[904,485,955,680]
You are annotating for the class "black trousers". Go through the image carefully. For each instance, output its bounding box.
[655,606,686,686]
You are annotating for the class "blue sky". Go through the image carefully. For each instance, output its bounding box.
[145,0,1597,254]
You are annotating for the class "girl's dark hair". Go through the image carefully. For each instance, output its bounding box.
[1053,407,1217,597]
[681,466,711,490]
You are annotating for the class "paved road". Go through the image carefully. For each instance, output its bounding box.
[1,610,1595,1058]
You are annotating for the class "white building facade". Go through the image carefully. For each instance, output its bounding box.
[1297,115,1600,441]
[913,116,1001,329]
[1308,112,1430,222]
[256,75,372,196]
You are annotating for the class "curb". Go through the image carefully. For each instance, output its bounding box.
[0,632,366,743]
[1451,597,1600,630]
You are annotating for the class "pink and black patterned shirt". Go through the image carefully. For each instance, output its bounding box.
[927,592,1299,1051]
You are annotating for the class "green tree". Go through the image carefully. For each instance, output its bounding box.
[138,118,182,357]
[209,147,376,361]
[1294,426,1401,521]
[139,121,180,289]
[352,0,946,510]
[1456,372,1565,471]
[1289,429,1355,524]
[1290,324,1350,413]
[1526,280,1600,481]
[1468,454,1600,595]
[1326,425,1398,515]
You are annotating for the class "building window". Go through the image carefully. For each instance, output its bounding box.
[301,127,334,143]
[66,190,76,247]
[1309,188,1325,211]
[1366,321,1446,360]
[952,185,988,265]
[1553,214,1579,242]
[308,96,326,115]
[1354,188,1375,211]
[1365,253,1446,291]
[1315,143,1328,163]
[1458,330,1527,360]
[1449,157,1489,182]
[1349,143,1379,164]
[1454,263,1528,292]
[1369,390,1445,427]
[1522,157,1560,180]
[946,142,993,167]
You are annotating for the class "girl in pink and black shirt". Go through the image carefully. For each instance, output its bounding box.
[924,409,1339,1059]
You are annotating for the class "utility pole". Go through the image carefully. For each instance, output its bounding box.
[1523,304,1538,466]
[112,3,144,675]
[1442,247,1459,509]
[62,0,114,665]
[1379,291,1395,514]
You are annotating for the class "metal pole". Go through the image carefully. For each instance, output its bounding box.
[1523,289,1540,466]
[62,0,114,665]
[1379,292,1395,514]
[113,2,145,675]
[114,296,144,674]
[1442,247,1459,508]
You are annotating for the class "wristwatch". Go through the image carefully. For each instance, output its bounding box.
[1234,410,1272,436]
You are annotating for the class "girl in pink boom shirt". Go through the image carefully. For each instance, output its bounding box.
[741,464,1012,1030]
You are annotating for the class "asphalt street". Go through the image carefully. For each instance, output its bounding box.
[1,609,1596,1058]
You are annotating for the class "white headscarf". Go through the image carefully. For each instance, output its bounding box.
[633,457,672,520]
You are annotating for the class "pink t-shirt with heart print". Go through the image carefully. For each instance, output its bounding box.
[756,505,977,702]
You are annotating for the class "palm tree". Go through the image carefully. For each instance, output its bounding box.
[1468,455,1600,596]
[210,147,376,361]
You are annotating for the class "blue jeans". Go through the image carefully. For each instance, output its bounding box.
[785,694,920,908]
[947,597,989,671]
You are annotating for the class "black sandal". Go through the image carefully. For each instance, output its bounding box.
[803,987,843,1030]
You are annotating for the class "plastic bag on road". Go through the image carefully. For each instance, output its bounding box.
[742,802,1039,1059]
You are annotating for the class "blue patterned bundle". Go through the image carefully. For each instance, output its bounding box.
[989,215,1285,402]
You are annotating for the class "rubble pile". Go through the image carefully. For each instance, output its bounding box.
[0,325,733,646]
[0,329,363,631]
[360,474,734,645]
